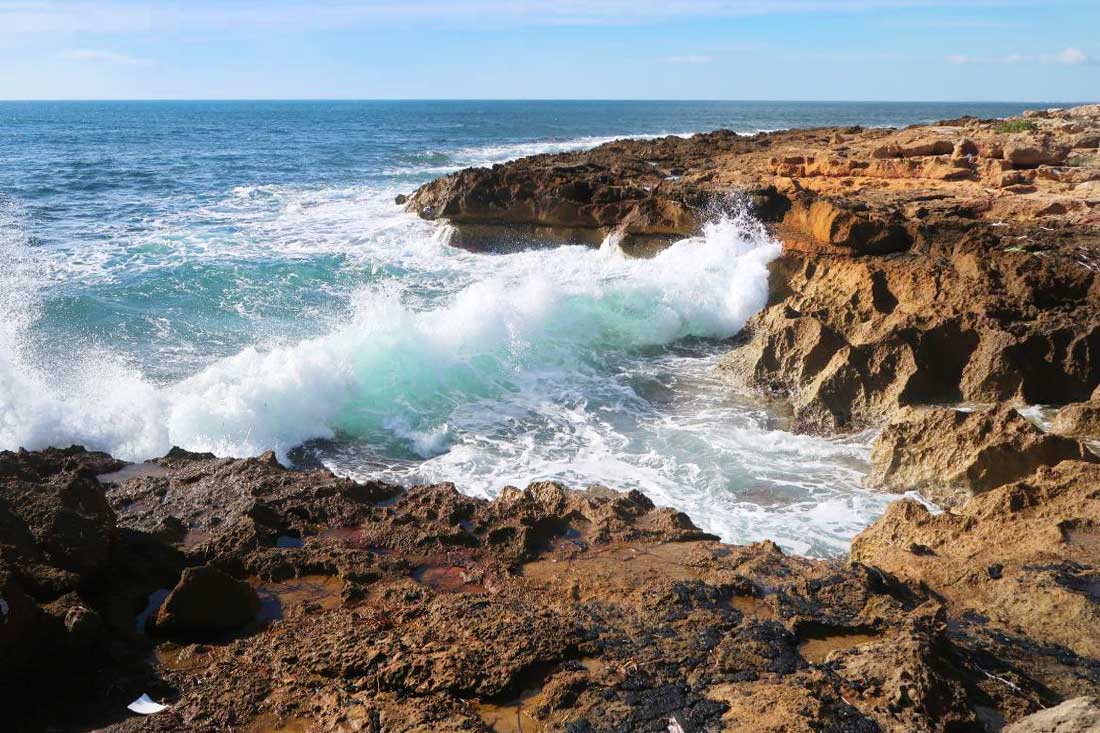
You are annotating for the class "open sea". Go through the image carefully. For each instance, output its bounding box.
[0,100,1039,555]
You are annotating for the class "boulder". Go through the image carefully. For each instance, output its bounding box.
[153,565,260,635]
[867,406,1098,507]
[1003,138,1071,168]
[1004,697,1100,733]
[1051,397,1100,438]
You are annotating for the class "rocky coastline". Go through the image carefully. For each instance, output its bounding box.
[5,106,1100,732]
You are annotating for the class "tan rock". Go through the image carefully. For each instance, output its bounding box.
[1051,399,1100,438]
[853,460,1100,661]
[1003,697,1100,733]
[867,406,1098,506]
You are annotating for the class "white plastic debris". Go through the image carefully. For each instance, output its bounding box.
[667,717,686,733]
[128,694,168,715]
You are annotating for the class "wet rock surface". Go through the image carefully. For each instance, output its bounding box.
[2,447,1099,732]
[152,566,261,636]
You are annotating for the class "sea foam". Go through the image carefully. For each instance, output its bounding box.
[1,204,778,463]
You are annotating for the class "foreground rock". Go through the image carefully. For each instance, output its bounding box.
[1004,697,1100,733]
[4,447,1100,732]
[853,460,1100,672]
[867,406,1098,506]
[1052,388,1100,438]
[152,566,261,636]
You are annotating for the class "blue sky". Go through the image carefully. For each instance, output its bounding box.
[0,0,1097,101]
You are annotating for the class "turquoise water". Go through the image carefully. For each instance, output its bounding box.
[0,101,1035,554]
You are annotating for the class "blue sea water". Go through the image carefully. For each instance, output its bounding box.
[0,100,1038,555]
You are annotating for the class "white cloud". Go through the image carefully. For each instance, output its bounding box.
[666,55,713,64]
[62,49,150,65]
[946,47,1092,65]
[1041,47,1088,65]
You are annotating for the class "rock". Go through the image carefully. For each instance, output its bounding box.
[1003,138,1071,168]
[153,565,260,635]
[1051,399,1100,438]
[6,447,1100,732]
[721,240,1100,434]
[0,446,183,699]
[952,138,979,158]
[1003,697,1100,733]
[853,460,1100,664]
[867,406,1099,506]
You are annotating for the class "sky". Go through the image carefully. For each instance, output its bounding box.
[0,0,1097,101]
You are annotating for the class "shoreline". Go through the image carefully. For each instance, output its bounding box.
[3,104,1100,732]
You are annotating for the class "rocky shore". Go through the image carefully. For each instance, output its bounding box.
[5,106,1100,732]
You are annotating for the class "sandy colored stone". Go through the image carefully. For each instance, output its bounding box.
[867,406,1098,506]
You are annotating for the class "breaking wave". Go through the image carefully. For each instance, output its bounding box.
[1,206,777,462]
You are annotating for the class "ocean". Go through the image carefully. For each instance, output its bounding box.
[0,100,1039,555]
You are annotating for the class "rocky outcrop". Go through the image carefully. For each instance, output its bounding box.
[852,460,1100,670]
[407,106,1100,434]
[152,566,260,636]
[407,106,1100,256]
[719,246,1100,432]
[1004,697,1100,733]
[866,406,1098,507]
[2,448,1097,732]
[1052,389,1100,438]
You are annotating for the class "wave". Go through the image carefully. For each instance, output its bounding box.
[0,207,780,464]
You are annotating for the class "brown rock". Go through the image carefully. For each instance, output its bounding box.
[852,460,1100,663]
[1003,137,1071,168]
[1051,398,1100,438]
[153,565,260,635]
[1003,697,1100,733]
[867,406,1099,506]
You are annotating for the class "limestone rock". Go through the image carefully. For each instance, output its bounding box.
[1003,697,1100,733]
[867,406,1098,506]
[1051,398,1100,438]
[852,460,1100,661]
[153,565,260,635]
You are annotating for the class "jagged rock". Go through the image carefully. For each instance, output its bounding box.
[9,447,1093,733]
[1051,395,1100,438]
[406,104,1100,256]
[866,406,1099,506]
[0,447,183,691]
[152,565,260,635]
[1002,137,1071,168]
[1003,697,1100,733]
[852,460,1100,666]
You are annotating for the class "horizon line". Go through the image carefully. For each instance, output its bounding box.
[0,98,1092,105]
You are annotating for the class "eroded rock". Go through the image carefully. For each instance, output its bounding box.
[867,406,1098,506]
[152,566,260,636]
[1004,697,1100,733]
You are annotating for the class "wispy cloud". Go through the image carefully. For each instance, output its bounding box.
[0,1,1045,34]
[947,46,1092,65]
[666,55,713,64]
[62,49,150,65]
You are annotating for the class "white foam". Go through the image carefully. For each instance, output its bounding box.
[1,185,890,556]
[0,206,777,459]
